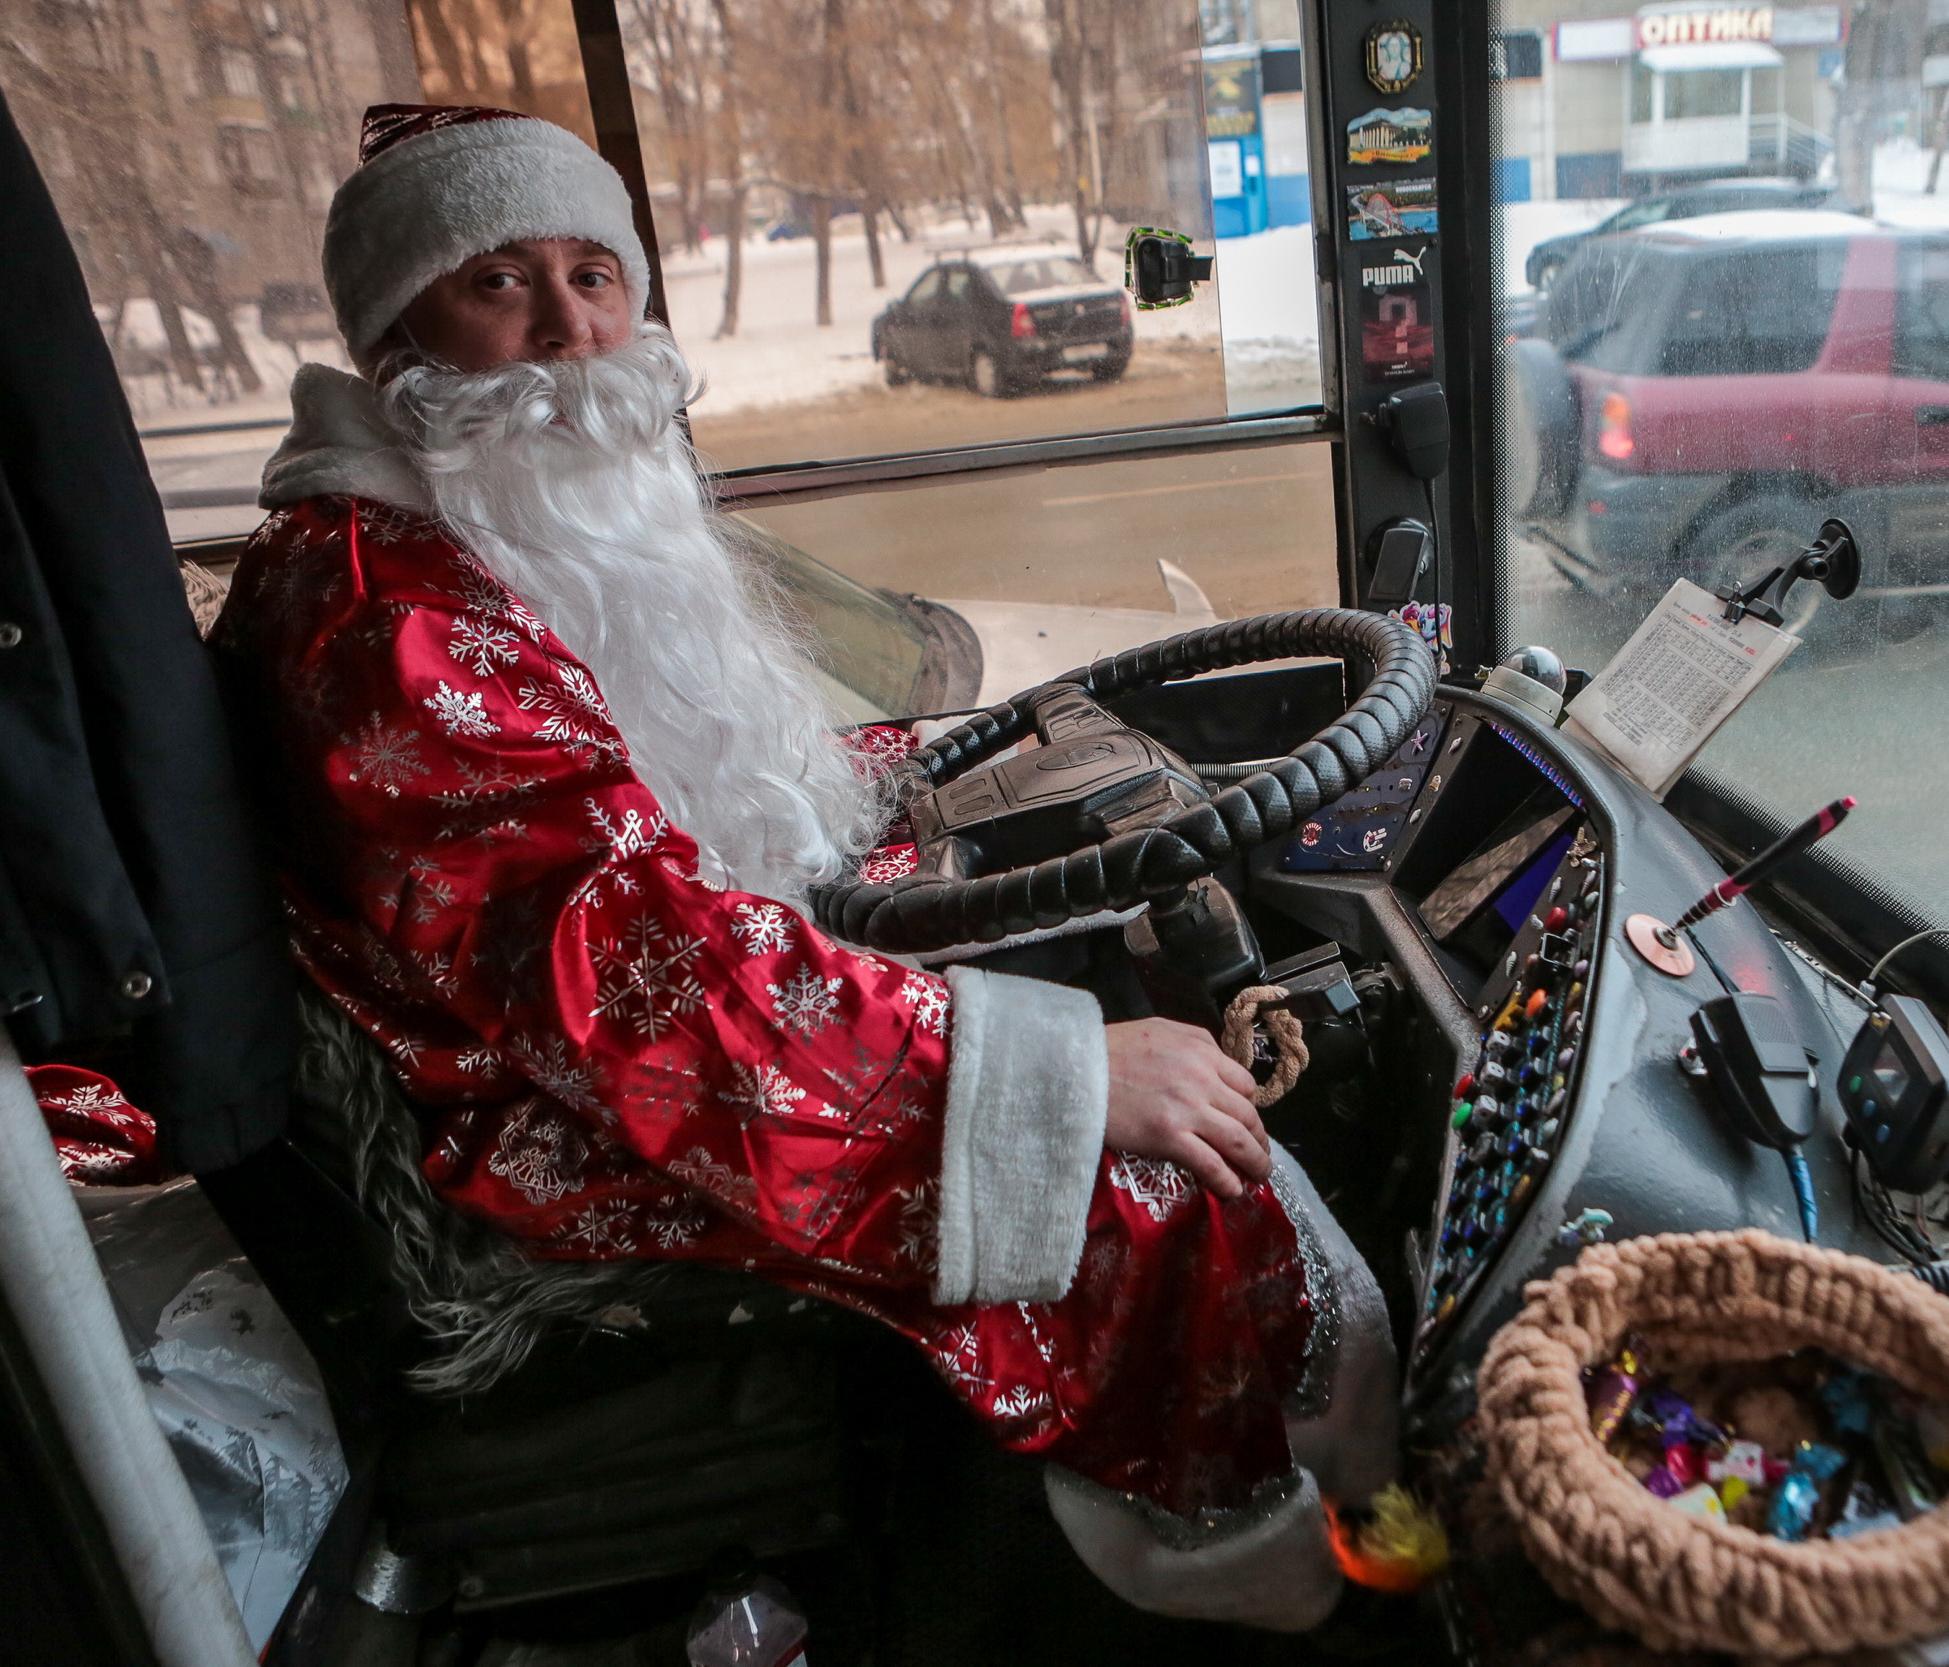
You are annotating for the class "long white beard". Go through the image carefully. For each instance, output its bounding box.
[378,326,888,905]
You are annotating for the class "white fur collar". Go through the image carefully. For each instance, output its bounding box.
[259,363,430,511]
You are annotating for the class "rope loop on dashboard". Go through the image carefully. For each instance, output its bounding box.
[1219,985,1309,1109]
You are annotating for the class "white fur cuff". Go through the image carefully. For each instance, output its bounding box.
[1044,1464,1343,1632]
[933,967,1107,1306]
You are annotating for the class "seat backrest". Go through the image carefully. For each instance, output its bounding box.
[291,988,827,1397]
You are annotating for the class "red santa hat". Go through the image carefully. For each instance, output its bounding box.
[322,103,652,367]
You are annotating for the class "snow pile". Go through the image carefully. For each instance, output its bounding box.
[1870,138,1949,229]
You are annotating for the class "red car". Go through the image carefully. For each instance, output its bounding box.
[1505,211,1949,649]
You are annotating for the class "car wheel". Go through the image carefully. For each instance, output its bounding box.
[1500,337,1580,520]
[969,349,1008,398]
[1533,258,1563,296]
[884,351,911,388]
[1687,494,1833,643]
[1089,353,1129,383]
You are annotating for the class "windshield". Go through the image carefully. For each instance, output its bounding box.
[2,0,1327,545]
[1494,1,1949,928]
[721,516,938,721]
[984,255,1103,294]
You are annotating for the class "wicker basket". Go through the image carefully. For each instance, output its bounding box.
[1476,1230,1949,1658]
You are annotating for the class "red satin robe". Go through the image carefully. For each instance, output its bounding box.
[214,494,1325,1517]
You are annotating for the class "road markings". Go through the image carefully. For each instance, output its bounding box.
[1042,471,1298,508]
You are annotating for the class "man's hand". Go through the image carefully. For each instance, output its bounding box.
[1103,1017,1272,1200]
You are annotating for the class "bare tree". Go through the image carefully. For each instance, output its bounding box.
[629,0,714,253]
[709,0,747,335]
[1835,0,1927,209]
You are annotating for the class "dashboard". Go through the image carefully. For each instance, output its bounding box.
[1239,680,1885,1416]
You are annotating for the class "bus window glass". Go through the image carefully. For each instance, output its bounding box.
[1494,0,1949,924]
[0,0,594,542]
[2,0,1340,701]
[624,0,1325,475]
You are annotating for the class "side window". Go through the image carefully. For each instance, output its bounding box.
[1658,248,1840,378]
[943,268,972,302]
[1609,199,1669,232]
[1894,244,1949,384]
[0,0,594,543]
[907,271,943,306]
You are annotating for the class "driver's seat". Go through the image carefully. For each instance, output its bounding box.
[248,982,888,1629]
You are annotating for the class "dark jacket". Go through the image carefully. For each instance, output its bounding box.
[0,90,293,1170]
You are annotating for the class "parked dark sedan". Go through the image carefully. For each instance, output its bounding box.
[1523,176,1831,293]
[872,247,1134,396]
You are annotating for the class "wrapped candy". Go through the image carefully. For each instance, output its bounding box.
[1819,1371,1877,1438]
[1664,1443,1704,1487]
[1798,1443,1848,1482]
[1637,1386,1726,1449]
[1587,1347,1640,1445]
[1642,1466,1685,1500]
[1719,1476,1750,1511]
[1671,1483,1726,1521]
[1766,1443,1849,1542]
[1768,1471,1820,1541]
[1707,1440,1769,1487]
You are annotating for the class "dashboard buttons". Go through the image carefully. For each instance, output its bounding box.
[1417,849,1604,1370]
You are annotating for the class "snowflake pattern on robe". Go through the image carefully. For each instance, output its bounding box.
[213,492,1327,1523]
[898,971,950,1038]
[423,680,500,738]
[715,1062,808,1125]
[346,713,431,797]
[551,1200,639,1255]
[856,844,919,883]
[515,662,623,762]
[730,901,795,957]
[27,1063,169,1187]
[766,963,844,1039]
[486,1098,589,1205]
[450,614,521,677]
[1107,1153,1194,1223]
[590,914,708,1039]
[443,553,546,642]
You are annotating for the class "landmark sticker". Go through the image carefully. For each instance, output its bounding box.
[1346,106,1432,167]
[1346,177,1437,241]
[1359,243,1434,381]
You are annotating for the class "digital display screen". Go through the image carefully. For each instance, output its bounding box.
[1396,721,1584,993]
[1491,826,1579,935]
[1418,803,1577,941]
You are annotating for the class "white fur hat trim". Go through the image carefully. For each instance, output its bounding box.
[323,116,651,365]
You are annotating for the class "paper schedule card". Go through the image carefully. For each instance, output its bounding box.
[1563,579,1798,799]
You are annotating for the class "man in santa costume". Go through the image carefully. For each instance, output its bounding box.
[216,104,1401,1629]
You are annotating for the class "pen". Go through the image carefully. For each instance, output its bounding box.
[1674,795,1857,931]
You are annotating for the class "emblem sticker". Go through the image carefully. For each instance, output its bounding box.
[1364,19,1424,94]
[1346,106,1431,167]
[1347,177,1438,242]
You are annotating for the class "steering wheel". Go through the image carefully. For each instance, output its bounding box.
[810,609,1438,954]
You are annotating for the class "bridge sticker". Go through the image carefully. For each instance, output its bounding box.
[1347,177,1437,241]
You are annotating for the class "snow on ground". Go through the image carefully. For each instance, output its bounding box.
[1497,197,1623,298]
[1869,138,1949,229]
[133,137,1949,445]
[662,205,1321,418]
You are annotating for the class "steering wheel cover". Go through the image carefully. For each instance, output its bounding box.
[812,608,1437,952]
